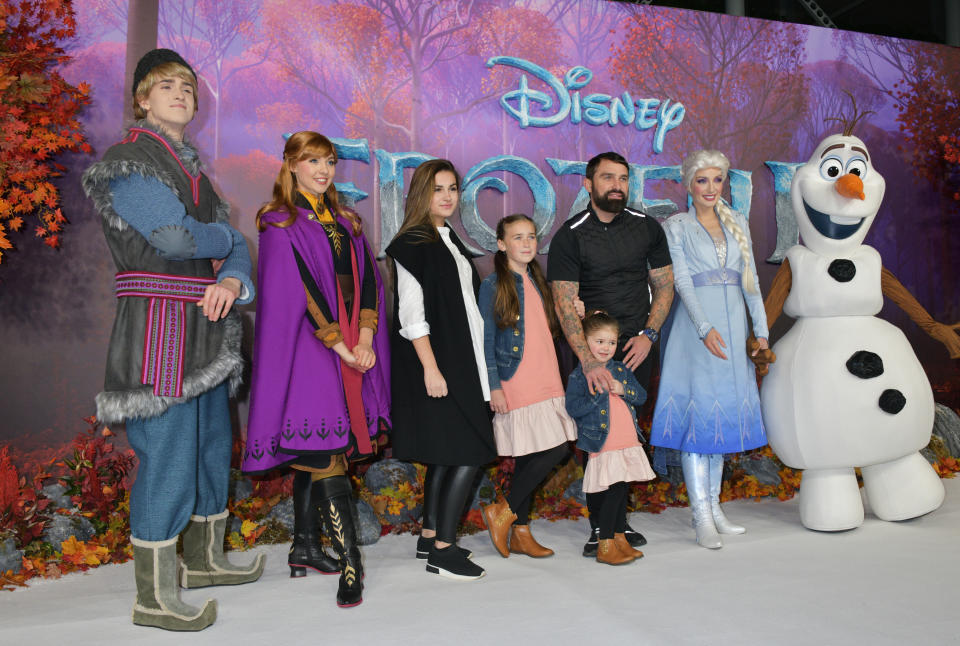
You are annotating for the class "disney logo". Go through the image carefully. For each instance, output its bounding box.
[486,56,684,154]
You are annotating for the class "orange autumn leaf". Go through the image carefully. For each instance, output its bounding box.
[239,519,259,538]
[62,535,109,566]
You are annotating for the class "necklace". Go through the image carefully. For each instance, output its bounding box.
[307,205,343,256]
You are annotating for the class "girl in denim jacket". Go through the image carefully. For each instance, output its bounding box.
[478,215,578,558]
[566,311,655,565]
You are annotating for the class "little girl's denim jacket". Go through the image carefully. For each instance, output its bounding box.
[478,269,545,391]
[565,360,647,453]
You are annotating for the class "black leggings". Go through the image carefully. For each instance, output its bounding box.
[421,464,479,545]
[506,444,569,525]
[596,481,628,540]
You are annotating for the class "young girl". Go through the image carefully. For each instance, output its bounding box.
[565,311,656,565]
[478,215,577,558]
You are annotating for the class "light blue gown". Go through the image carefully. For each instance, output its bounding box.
[649,207,769,455]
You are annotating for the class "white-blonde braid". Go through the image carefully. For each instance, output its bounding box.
[682,149,757,293]
[715,200,757,293]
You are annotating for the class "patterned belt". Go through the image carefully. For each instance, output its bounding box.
[691,268,741,287]
[115,271,216,398]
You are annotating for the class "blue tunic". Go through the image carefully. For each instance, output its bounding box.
[649,207,769,455]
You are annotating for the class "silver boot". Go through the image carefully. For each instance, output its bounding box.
[709,453,745,535]
[681,451,722,549]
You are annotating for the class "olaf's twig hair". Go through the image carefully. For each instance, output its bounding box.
[824,90,875,136]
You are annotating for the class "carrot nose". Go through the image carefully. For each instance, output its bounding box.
[835,173,865,200]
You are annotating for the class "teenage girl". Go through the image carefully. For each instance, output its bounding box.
[565,311,656,565]
[478,214,578,558]
[386,159,496,581]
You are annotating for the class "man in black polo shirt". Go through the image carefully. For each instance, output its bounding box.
[548,151,674,556]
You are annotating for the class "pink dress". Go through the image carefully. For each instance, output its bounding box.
[582,392,655,493]
[492,273,577,456]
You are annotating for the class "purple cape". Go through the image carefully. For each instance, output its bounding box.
[242,209,390,474]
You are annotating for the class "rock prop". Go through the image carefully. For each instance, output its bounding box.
[229,470,254,502]
[469,472,496,511]
[41,483,73,511]
[932,404,960,458]
[42,513,95,546]
[563,478,586,505]
[739,454,783,487]
[363,458,421,525]
[354,499,381,545]
[0,537,23,574]
[265,498,294,533]
[363,459,418,493]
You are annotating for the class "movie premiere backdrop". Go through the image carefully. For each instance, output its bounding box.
[1,0,958,466]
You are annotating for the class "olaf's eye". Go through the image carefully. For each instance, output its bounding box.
[846,158,868,178]
[819,157,843,181]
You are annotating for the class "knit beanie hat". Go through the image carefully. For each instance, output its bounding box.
[132,48,196,97]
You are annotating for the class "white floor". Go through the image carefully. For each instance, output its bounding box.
[3,478,959,646]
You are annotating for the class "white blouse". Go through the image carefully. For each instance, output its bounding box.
[396,226,490,401]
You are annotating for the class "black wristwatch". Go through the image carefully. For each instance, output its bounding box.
[640,327,659,343]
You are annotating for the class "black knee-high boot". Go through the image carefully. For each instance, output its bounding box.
[315,475,364,607]
[289,470,340,577]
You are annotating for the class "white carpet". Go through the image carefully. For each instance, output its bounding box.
[3,478,959,646]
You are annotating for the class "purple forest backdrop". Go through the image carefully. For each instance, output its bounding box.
[1,0,958,465]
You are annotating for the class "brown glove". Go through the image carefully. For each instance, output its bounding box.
[748,336,776,377]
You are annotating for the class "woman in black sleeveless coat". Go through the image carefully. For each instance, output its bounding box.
[386,159,496,580]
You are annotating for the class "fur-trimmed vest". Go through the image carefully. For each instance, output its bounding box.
[81,122,242,423]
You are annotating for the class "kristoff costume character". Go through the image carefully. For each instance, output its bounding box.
[81,49,263,632]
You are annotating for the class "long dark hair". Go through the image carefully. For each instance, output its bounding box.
[256,131,361,234]
[392,158,460,244]
[492,214,559,337]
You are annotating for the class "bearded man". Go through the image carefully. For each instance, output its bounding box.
[547,151,674,556]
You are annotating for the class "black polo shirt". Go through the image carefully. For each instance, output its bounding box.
[547,205,671,337]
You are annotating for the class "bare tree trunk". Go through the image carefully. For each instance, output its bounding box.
[124,0,159,125]
[502,110,509,219]
[213,65,222,163]
[411,55,422,150]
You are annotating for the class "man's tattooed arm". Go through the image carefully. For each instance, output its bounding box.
[551,279,597,372]
[645,265,674,331]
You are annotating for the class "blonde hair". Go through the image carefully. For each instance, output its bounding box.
[256,131,361,234]
[681,149,757,293]
[132,62,198,120]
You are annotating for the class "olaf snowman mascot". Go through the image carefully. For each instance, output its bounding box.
[757,120,960,531]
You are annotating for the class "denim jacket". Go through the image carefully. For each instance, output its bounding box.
[565,361,647,453]
[478,269,545,391]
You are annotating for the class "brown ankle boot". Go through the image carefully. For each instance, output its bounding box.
[596,538,633,565]
[509,525,554,558]
[481,494,517,558]
[614,532,644,560]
